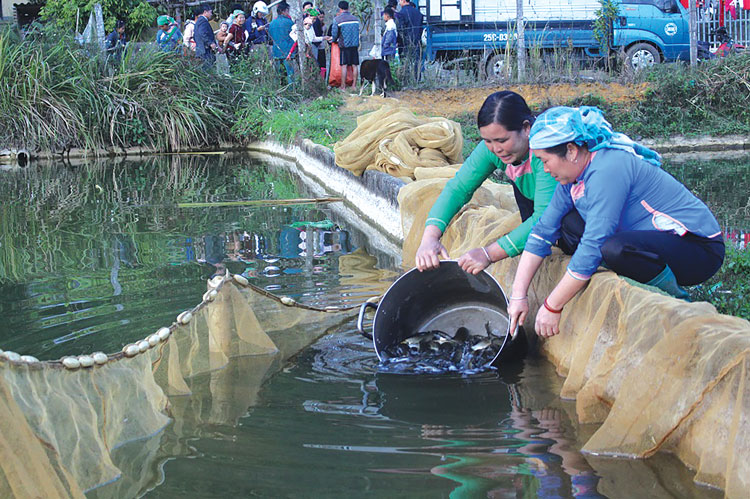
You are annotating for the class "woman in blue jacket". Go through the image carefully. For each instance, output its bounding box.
[507,106,724,338]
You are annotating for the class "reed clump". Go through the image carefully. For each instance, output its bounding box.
[0,28,245,153]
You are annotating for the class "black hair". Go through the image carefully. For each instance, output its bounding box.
[386,0,398,7]
[476,91,534,131]
[302,1,313,7]
[542,141,587,158]
[115,19,126,29]
[277,1,290,14]
[338,1,349,10]
[383,7,394,17]
[200,3,212,14]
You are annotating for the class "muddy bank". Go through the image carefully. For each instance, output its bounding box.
[342,83,650,117]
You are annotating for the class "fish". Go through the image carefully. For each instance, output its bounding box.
[381,325,506,374]
[403,336,422,346]
[453,326,470,343]
[471,339,492,351]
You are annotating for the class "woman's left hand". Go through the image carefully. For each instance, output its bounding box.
[457,248,490,275]
[535,306,561,338]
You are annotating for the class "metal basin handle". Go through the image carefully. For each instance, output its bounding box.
[357,301,377,340]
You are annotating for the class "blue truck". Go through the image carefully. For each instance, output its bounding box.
[418,0,691,76]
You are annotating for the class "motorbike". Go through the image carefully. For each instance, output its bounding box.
[698,27,746,60]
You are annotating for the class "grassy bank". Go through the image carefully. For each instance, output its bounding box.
[0,27,352,153]
[690,248,750,319]
[547,54,750,139]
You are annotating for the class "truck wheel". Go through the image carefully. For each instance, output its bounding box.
[625,43,661,72]
[485,53,509,81]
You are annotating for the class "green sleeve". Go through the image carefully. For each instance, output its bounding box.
[497,154,558,257]
[425,141,500,231]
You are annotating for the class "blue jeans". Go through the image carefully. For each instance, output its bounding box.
[273,58,295,85]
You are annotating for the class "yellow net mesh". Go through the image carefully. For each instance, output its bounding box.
[333,105,463,179]
[399,175,750,495]
[0,275,356,497]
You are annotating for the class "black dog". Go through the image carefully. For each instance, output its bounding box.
[359,59,394,97]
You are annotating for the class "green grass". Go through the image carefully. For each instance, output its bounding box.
[550,54,750,138]
[690,247,750,320]
[451,111,481,161]
[226,51,356,148]
[236,93,356,148]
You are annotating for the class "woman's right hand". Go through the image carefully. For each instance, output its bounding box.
[507,297,529,339]
[416,226,448,271]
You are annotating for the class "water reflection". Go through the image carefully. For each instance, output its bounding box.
[0,156,395,359]
[302,346,605,497]
[663,155,750,248]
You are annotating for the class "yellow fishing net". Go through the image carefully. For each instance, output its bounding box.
[333,105,463,179]
[0,275,356,497]
[399,175,750,496]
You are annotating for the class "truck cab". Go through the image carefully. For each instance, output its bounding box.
[614,0,690,70]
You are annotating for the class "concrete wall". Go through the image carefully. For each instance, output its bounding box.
[1,0,30,22]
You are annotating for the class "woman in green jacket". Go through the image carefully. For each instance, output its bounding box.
[416,91,583,273]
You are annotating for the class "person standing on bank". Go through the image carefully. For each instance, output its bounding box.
[315,9,329,78]
[105,20,128,64]
[302,3,327,78]
[381,7,398,62]
[156,15,182,52]
[268,1,296,85]
[395,0,423,81]
[507,106,725,338]
[224,10,249,64]
[330,1,360,90]
[194,3,219,70]
[247,1,270,56]
[183,10,198,54]
[416,91,584,273]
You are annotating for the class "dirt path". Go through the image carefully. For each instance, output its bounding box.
[343,82,648,118]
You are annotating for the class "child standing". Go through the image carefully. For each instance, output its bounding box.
[381,7,397,61]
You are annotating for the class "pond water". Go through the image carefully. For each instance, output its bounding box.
[662,155,750,249]
[0,154,735,497]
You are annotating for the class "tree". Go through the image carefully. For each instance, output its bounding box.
[41,0,158,37]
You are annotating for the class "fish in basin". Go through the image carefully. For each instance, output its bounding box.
[380,324,506,373]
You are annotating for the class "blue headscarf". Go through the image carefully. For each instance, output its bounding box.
[529,106,661,167]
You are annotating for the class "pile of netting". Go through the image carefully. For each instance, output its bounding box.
[0,273,359,497]
[333,105,463,180]
[396,168,750,497]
